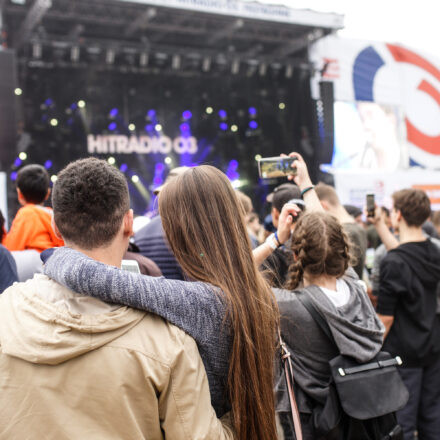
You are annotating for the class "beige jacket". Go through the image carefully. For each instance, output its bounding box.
[0,274,234,439]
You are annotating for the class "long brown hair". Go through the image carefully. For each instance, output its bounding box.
[159,165,278,440]
[286,212,351,290]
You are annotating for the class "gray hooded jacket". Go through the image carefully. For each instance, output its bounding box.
[274,276,384,412]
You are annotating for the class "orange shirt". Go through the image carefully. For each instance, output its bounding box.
[3,204,64,253]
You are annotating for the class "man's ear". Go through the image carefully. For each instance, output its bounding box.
[123,209,134,237]
[271,206,280,223]
[44,188,51,202]
[320,200,330,211]
[51,217,63,240]
[16,188,26,206]
[396,209,403,224]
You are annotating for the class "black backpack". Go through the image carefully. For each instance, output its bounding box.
[294,292,409,440]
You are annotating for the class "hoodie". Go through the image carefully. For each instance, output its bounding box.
[0,274,234,439]
[3,204,64,252]
[274,275,384,412]
[377,239,440,367]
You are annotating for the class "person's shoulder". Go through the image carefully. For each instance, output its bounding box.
[112,313,195,366]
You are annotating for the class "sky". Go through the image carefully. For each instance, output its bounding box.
[250,0,440,59]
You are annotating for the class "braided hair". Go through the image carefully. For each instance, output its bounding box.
[286,212,351,290]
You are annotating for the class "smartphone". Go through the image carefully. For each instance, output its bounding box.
[366,194,375,218]
[121,259,141,274]
[257,156,297,179]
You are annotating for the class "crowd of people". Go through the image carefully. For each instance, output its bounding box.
[0,153,439,440]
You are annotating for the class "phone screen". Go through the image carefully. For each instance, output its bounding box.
[366,194,375,217]
[258,157,297,179]
[121,260,141,274]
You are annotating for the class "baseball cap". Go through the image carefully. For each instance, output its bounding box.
[153,166,190,195]
[267,183,303,212]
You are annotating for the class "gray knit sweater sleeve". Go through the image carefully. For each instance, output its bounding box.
[43,247,225,343]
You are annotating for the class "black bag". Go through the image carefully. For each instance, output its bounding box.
[296,292,409,440]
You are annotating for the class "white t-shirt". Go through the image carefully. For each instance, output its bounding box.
[319,279,350,308]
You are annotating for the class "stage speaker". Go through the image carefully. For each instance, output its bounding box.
[0,50,17,170]
[318,80,335,164]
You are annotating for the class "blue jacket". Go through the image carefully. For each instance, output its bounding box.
[134,216,184,280]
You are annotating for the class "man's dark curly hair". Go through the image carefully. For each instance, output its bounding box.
[392,189,431,227]
[52,158,130,249]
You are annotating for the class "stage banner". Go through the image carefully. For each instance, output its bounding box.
[332,168,440,211]
[310,36,440,169]
[0,172,7,227]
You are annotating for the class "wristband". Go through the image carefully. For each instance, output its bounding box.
[274,231,282,246]
[265,233,280,251]
[301,185,315,197]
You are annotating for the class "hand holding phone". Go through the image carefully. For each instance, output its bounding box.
[257,156,297,179]
[366,194,375,218]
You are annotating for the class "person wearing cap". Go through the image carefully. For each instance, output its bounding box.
[133,167,189,280]
[262,183,306,287]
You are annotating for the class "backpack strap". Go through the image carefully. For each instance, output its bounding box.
[296,290,335,345]
[279,329,303,440]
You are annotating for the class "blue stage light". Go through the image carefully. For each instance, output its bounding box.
[145,123,154,132]
[70,103,78,110]
[156,163,165,172]
[180,122,190,132]
[229,159,238,169]
[14,158,22,168]
[220,122,228,131]
[218,109,227,119]
[109,108,118,118]
[108,122,117,131]
[11,171,17,181]
[147,109,156,119]
[120,163,128,173]
[248,107,257,116]
[44,160,53,169]
[249,120,258,129]
[182,110,192,120]
[45,99,53,106]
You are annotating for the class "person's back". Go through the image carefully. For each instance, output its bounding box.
[134,215,183,280]
[0,158,232,439]
[3,164,64,253]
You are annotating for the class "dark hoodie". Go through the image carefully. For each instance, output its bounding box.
[377,239,440,367]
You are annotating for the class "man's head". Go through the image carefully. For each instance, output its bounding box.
[391,189,431,230]
[16,164,50,205]
[52,158,131,250]
[314,182,341,211]
[267,183,303,228]
[344,205,363,226]
[153,166,189,195]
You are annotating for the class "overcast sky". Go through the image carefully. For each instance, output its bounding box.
[250,0,440,59]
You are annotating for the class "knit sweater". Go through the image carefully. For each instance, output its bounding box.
[42,247,231,417]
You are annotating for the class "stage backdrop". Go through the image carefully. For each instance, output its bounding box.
[310,36,440,169]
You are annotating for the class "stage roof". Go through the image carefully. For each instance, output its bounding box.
[2,0,343,73]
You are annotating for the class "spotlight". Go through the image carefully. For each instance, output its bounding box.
[155,124,162,131]
[108,122,117,131]
[44,160,53,169]
[128,123,136,131]
[109,108,118,118]
[131,175,139,183]
[108,157,116,165]
[18,152,27,160]
[147,109,156,119]
[279,102,286,110]
[219,122,228,131]
[78,100,86,108]
[10,172,17,181]
[249,121,258,129]
[182,110,192,120]
[50,118,58,127]
[164,157,172,165]
[180,123,190,132]
[218,109,227,119]
[248,107,257,116]
[206,107,213,114]
[14,88,22,96]
[51,175,58,183]
[120,163,128,173]
[231,125,238,132]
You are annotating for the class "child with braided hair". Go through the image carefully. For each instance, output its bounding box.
[274,211,384,439]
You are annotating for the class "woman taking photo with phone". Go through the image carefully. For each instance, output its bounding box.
[42,164,297,440]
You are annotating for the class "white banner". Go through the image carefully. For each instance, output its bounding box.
[0,172,7,228]
[117,0,343,28]
[332,168,440,211]
[310,36,440,169]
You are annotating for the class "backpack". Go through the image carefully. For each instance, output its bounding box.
[293,292,409,440]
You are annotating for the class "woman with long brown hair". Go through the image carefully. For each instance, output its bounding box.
[42,165,294,439]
